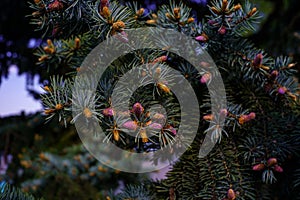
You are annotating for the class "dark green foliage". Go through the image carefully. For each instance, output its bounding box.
[0,182,41,200]
[115,183,156,200]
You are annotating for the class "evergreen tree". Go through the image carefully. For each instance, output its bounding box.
[1,0,300,199]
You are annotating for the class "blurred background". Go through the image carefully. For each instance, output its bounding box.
[0,0,300,199]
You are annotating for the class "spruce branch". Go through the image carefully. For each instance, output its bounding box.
[0,181,42,200]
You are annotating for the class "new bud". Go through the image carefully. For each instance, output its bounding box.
[248,112,256,120]
[149,123,163,130]
[218,26,226,35]
[102,108,114,117]
[200,72,211,84]
[252,163,265,171]
[203,114,214,121]
[227,188,236,200]
[123,121,138,130]
[273,165,283,173]
[267,158,277,166]
[253,53,263,67]
[278,87,287,94]
[132,102,144,116]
